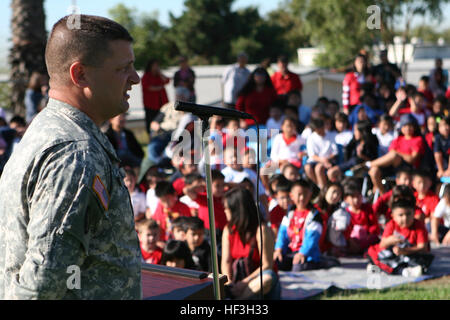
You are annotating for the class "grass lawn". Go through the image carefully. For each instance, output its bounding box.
[309,275,450,300]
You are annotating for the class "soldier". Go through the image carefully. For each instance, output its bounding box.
[0,15,142,299]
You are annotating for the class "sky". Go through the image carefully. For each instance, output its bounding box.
[1,0,450,69]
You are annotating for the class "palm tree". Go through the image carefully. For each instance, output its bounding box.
[9,0,47,116]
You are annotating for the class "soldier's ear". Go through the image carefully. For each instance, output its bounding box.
[69,61,89,88]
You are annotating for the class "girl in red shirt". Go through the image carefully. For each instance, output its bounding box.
[235,67,277,126]
[221,187,280,300]
[141,59,170,134]
[341,179,380,255]
[367,199,433,276]
[367,113,425,194]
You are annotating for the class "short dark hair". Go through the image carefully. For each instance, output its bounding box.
[184,217,205,232]
[391,198,415,212]
[171,216,189,232]
[291,179,312,193]
[9,115,26,127]
[184,173,204,186]
[335,112,349,124]
[45,14,133,84]
[160,240,196,270]
[309,118,325,131]
[211,169,225,182]
[343,178,362,197]
[155,180,176,198]
[275,179,292,194]
[396,167,411,179]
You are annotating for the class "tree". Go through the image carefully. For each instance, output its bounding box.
[108,4,172,70]
[291,0,377,69]
[9,0,47,116]
[167,0,236,64]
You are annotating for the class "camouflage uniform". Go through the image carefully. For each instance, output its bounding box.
[0,99,142,299]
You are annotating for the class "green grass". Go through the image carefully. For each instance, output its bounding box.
[308,275,450,300]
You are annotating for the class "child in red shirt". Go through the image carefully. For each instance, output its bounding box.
[269,179,292,237]
[152,181,191,242]
[367,113,425,194]
[136,219,163,265]
[342,179,380,255]
[372,168,412,224]
[184,170,228,239]
[367,199,434,276]
[412,170,439,224]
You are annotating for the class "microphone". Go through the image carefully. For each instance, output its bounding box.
[174,100,253,119]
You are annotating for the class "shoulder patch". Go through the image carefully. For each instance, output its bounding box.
[92,175,110,211]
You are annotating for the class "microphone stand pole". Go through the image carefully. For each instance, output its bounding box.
[200,115,221,300]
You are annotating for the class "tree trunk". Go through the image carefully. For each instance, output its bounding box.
[9,0,47,116]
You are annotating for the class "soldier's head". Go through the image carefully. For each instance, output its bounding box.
[45,15,140,124]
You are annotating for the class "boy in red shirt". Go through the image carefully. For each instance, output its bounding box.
[184,170,228,240]
[412,170,439,224]
[372,168,413,224]
[269,180,292,237]
[136,219,163,265]
[342,179,380,255]
[152,181,191,242]
[273,179,336,271]
[367,199,434,276]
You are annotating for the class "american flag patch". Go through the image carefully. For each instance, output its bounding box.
[92,175,110,211]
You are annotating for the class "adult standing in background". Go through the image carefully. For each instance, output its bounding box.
[0,14,142,300]
[235,67,277,126]
[24,71,48,123]
[221,52,251,108]
[141,59,170,135]
[271,55,303,97]
[173,55,196,103]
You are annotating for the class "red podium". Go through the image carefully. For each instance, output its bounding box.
[141,263,228,300]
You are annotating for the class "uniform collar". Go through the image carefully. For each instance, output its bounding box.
[46,98,120,163]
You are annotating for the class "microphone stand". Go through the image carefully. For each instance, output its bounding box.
[199,115,221,300]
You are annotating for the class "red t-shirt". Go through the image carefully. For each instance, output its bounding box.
[141,72,169,110]
[235,87,277,125]
[269,205,286,233]
[152,200,191,241]
[287,209,310,253]
[382,219,429,248]
[195,193,227,231]
[389,135,425,168]
[141,246,163,265]
[271,71,303,95]
[345,203,380,238]
[414,190,440,218]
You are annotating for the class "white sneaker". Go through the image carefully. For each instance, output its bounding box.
[366,263,381,274]
[401,265,423,277]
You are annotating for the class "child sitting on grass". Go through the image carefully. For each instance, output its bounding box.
[367,199,434,277]
[412,170,440,224]
[305,118,338,189]
[334,178,380,256]
[273,179,333,271]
